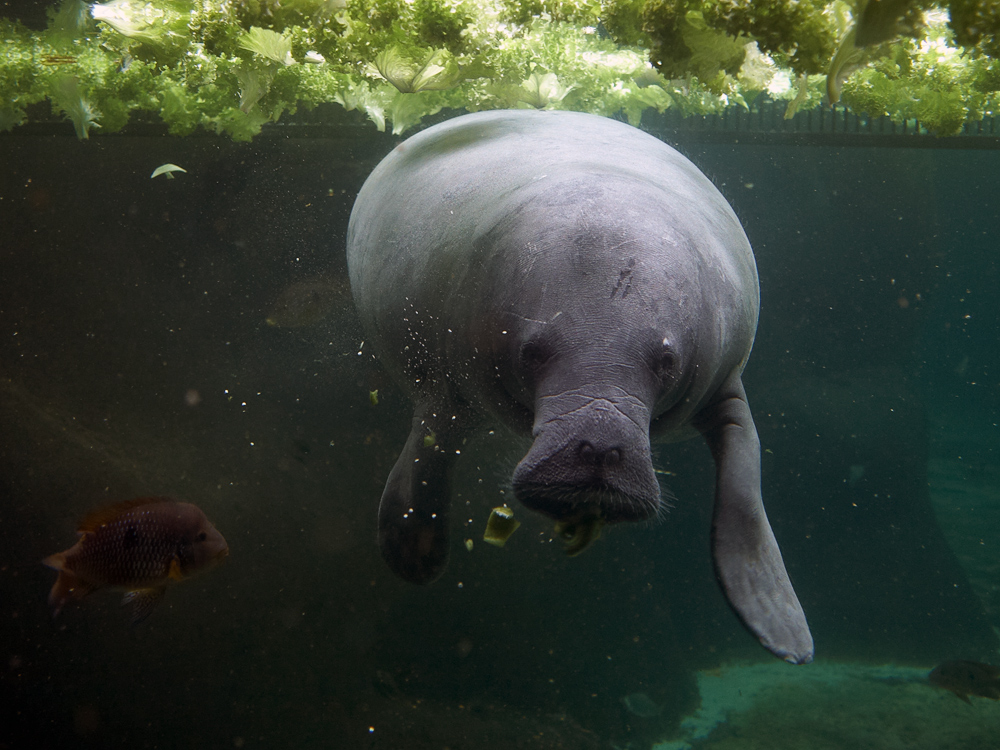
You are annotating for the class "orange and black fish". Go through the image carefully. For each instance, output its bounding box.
[928,660,1000,704]
[43,497,229,624]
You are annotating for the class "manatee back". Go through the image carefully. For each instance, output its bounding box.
[346,110,757,394]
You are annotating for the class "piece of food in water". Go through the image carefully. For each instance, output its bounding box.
[42,497,229,624]
[483,506,520,547]
[265,278,345,328]
[150,163,186,179]
[554,517,604,557]
[929,660,1000,703]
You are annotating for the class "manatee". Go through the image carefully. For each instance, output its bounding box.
[346,110,813,664]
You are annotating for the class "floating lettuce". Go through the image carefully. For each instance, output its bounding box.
[372,47,462,93]
[517,70,574,108]
[46,0,92,47]
[839,9,993,135]
[0,0,998,139]
[239,27,296,67]
[50,74,101,138]
[90,0,195,54]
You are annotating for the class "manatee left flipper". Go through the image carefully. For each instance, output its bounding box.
[377,406,461,584]
[697,378,814,664]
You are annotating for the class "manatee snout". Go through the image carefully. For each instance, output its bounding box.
[512,397,660,526]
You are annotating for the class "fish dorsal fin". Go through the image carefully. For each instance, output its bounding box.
[121,586,167,625]
[77,497,174,533]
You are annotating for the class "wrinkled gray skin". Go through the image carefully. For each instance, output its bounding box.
[346,110,813,664]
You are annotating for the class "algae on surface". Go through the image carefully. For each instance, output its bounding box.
[2,0,999,138]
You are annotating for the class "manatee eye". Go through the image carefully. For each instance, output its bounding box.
[653,341,678,382]
[519,339,552,373]
[197,531,208,542]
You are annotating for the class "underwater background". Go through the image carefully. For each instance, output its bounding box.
[2,10,1000,746]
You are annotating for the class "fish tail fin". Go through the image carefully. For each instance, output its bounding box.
[46,567,93,618]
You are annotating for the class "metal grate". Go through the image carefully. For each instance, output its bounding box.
[641,99,1000,148]
[7,98,1000,147]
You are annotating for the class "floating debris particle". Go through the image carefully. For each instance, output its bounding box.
[484,505,520,547]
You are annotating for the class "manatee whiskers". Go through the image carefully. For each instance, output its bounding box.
[516,483,659,523]
[646,484,675,527]
[491,432,533,495]
[599,484,663,523]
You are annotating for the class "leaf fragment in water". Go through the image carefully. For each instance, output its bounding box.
[151,163,187,179]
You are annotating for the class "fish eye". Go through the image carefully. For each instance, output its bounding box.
[197,531,207,541]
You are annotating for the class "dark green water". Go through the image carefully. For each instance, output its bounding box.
[1,117,998,749]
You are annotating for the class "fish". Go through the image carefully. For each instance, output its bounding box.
[928,660,1000,704]
[42,498,229,624]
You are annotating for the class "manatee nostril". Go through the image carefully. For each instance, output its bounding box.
[578,442,622,467]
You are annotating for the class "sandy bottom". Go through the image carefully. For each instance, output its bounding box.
[654,660,1000,750]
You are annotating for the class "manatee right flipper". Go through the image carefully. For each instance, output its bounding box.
[697,378,814,664]
[377,407,461,584]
